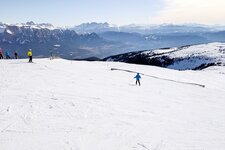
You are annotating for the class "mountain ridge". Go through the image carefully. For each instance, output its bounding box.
[0,23,117,59]
[1,21,225,59]
[103,42,225,70]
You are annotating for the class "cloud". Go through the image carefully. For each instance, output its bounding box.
[151,0,225,24]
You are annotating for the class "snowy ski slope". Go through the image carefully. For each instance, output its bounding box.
[0,59,225,150]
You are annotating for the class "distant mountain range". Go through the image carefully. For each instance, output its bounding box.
[72,22,225,34]
[0,22,121,59]
[0,21,225,59]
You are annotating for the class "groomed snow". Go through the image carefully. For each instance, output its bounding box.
[0,59,225,150]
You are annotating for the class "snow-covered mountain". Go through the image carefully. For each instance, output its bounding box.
[15,21,56,30]
[0,58,225,150]
[0,22,118,58]
[104,42,225,70]
[71,22,119,34]
[72,23,225,52]
[0,21,55,32]
[72,22,225,34]
[96,23,225,54]
[1,21,225,59]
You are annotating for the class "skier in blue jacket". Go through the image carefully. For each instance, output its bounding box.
[134,73,141,86]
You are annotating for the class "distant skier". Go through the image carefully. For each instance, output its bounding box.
[14,51,18,59]
[134,73,141,86]
[27,49,32,63]
[5,51,10,59]
[0,48,3,59]
[50,51,53,60]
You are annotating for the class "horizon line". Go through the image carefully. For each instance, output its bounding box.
[1,21,225,28]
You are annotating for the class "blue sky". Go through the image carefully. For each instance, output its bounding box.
[1,0,225,26]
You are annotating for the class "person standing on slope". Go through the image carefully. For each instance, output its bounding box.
[134,73,141,86]
[14,51,18,59]
[0,48,3,59]
[5,51,10,59]
[27,49,33,63]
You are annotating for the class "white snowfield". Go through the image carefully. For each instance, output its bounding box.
[167,43,225,70]
[141,42,225,70]
[0,59,225,150]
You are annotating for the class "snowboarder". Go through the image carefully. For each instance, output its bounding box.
[14,51,18,59]
[0,48,3,59]
[5,51,10,59]
[27,49,32,63]
[134,73,141,86]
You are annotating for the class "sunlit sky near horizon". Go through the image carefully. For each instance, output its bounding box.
[1,0,225,26]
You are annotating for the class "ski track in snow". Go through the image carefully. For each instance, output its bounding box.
[0,59,225,150]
